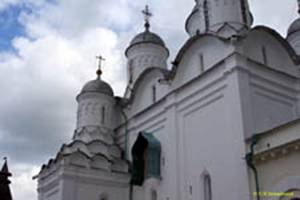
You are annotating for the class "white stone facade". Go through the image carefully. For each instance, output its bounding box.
[37,78,130,200]
[76,93,115,130]
[37,1,300,200]
[126,43,168,84]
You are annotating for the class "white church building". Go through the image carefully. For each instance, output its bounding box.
[36,0,300,199]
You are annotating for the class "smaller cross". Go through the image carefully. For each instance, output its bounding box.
[96,55,105,78]
[96,55,105,71]
[142,5,152,31]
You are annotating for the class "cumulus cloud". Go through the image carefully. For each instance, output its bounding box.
[9,163,40,200]
[0,1,129,199]
[0,14,124,163]
[0,0,46,12]
[0,0,18,11]
[0,0,298,200]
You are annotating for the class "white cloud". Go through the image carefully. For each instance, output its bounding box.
[0,0,18,11]
[0,2,128,199]
[9,163,40,200]
[0,0,47,11]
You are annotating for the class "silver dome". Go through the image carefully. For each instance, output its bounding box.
[129,31,165,47]
[81,79,114,96]
[185,4,199,34]
[288,18,300,36]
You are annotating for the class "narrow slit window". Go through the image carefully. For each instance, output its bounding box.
[203,174,212,200]
[199,53,204,73]
[189,185,193,195]
[128,59,134,84]
[204,0,209,31]
[100,194,107,200]
[101,106,105,124]
[262,46,268,65]
[152,85,156,103]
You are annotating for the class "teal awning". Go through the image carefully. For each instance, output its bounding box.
[131,132,161,186]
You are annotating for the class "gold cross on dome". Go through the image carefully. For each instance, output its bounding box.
[142,5,152,30]
[96,55,105,78]
[142,5,152,23]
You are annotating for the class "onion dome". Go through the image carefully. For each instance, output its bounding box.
[81,79,114,96]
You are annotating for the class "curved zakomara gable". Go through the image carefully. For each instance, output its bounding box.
[249,26,299,65]
[127,35,228,111]
[170,33,232,90]
[128,26,300,110]
[128,67,169,103]
[169,26,300,86]
[240,26,300,76]
[170,33,228,80]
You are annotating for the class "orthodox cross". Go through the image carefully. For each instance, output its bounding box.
[96,55,105,78]
[142,5,152,31]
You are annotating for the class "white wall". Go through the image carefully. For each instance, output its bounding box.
[116,28,300,200]
[120,54,252,200]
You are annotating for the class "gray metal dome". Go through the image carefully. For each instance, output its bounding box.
[288,18,300,36]
[129,31,165,47]
[185,4,199,34]
[81,79,114,96]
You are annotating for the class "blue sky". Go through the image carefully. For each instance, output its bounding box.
[0,1,55,52]
[0,0,298,200]
[0,5,26,51]
[0,0,297,53]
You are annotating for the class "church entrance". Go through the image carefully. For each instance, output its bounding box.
[131,132,161,186]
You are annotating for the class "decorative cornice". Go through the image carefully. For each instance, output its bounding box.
[73,126,114,145]
[253,140,300,164]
